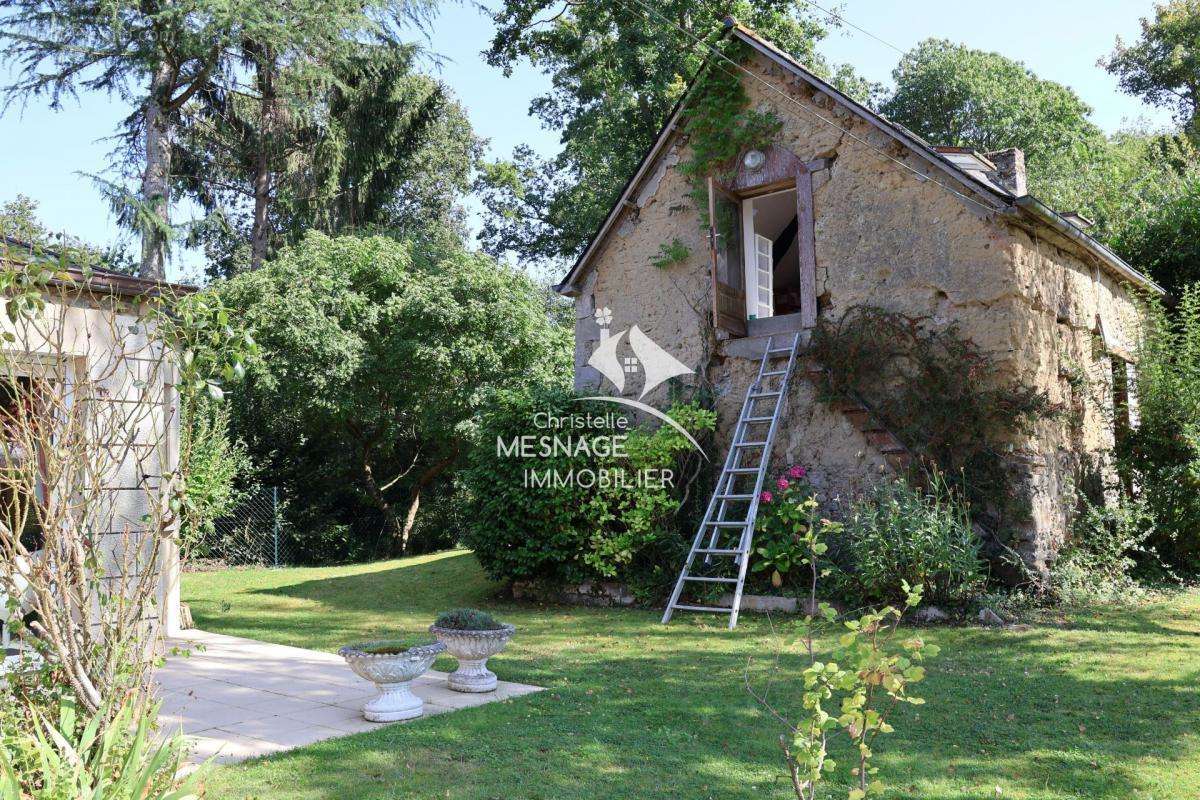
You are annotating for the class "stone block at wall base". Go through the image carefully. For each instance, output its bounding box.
[717,594,798,614]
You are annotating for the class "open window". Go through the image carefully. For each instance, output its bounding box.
[742,188,805,320]
[706,147,819,337]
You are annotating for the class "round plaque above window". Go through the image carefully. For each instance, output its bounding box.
[742,149,766,171]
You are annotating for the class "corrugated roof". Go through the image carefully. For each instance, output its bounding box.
[1,235,197,298]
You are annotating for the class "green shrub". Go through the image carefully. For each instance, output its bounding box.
[461,384,715,596]
[1052,494,1154,605]
[752,465,824,591]
[1117,285,1200,572]
[0,689,201,799]
[221,231,571,563]
[839,475,985,606]
[434,608,504,631]
[180,396,253,553]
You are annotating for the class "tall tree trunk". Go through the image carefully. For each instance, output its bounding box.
[360,450,404,550]
[139,61,174,280]
[250,48,277,270]
[396,445,459,556]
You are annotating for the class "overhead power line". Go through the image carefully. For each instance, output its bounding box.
[797,0,907,56]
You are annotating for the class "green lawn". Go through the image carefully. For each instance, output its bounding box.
[184,550,1200,800]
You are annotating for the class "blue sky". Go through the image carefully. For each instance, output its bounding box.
[0,0,1175,281]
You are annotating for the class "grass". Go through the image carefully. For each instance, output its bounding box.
[184,550,1200,800]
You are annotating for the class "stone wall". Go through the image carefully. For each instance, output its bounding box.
[570,51,1145,579]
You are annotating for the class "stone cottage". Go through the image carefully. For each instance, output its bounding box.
[553,23,1161,578]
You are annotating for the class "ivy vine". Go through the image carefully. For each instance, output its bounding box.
[678,40,782,217]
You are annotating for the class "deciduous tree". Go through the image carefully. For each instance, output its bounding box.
[475,0,872,267]
[881,39,1104,175]
[1104,1,1200,136]
[220,231,570,555]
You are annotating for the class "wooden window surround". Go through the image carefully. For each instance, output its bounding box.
[706,144,827,338]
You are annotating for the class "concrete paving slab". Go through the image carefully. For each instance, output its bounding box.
[158,629,543,766]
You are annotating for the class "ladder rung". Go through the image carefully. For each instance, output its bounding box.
[704,521,747,528]
[682,576,738,584]
[670,604,733,613]
[734,440,767,447]
[766,348,792,356]
[761,369,788,377]
[750,391,781,399]
[742,415,773,422]
[727,467,760,474]
[714,493,754,500]
[695,547,744,554]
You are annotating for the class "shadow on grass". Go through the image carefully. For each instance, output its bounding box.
[206,634,1199,800]
[251,550,501,612]
[189,560,1200,799]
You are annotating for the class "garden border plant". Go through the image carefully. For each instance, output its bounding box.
[430,608,515,693]
[462,384,716,600]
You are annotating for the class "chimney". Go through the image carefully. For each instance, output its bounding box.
[985,148,1027,197]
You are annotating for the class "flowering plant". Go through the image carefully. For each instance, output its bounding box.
[752,466,823,589]
[747,470,936,800]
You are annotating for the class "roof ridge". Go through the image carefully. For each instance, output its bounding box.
[552,19,1161,295]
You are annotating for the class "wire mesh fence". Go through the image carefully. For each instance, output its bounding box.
[185,489,465,569]
[188,487,293,568]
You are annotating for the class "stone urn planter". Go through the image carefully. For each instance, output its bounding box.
[429,609,515,693]
[338,639,445,721]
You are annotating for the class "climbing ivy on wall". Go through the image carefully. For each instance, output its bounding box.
[680,43,781,185]
[808,306,1056,549]
[678,40,783,227]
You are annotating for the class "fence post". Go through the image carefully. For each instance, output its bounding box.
[272,486,280,568]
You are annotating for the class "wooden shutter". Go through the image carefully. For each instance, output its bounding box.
[708,177,746,337]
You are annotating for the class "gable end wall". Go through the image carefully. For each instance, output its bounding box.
[572,52,1143,579]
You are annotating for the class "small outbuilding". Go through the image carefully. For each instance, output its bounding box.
[0,237,187,661]
[554,23,1159,578]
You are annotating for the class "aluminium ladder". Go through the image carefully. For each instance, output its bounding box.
[662,331,802,629]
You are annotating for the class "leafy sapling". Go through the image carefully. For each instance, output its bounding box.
[747,468,939,800]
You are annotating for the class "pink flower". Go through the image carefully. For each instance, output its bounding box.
[760,491,773,503]
[788,465,807,479]
[777,477,790,490]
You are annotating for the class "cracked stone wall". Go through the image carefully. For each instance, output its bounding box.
[572,52,1143,578]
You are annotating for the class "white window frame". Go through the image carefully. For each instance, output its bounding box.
[740,187,796,321]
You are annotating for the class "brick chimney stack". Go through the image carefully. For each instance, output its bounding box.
[985,148,1027,197]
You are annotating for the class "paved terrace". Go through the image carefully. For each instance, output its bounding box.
[156,629,543,766]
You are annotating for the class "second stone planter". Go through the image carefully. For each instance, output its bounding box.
[428,623,515,692]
